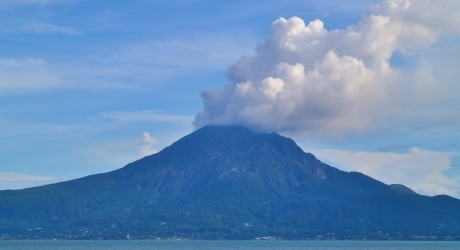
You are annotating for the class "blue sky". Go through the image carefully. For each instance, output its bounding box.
[1,0,460,197]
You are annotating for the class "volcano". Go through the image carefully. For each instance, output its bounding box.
[1,125,459,240]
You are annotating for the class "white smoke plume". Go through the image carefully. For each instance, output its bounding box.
[140,131,157,156]
[194,0,460,133]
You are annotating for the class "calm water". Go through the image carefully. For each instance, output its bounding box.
[0,241,459,250]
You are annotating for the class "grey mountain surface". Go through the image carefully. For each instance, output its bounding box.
[0,125,459,239]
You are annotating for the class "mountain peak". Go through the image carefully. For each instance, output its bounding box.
[160,125,306,160]
[1,125,460,240]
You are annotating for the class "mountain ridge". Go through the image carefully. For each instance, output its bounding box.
[0,125,459,240]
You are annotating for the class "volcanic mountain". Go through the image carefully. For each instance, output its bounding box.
[1,125,459,240]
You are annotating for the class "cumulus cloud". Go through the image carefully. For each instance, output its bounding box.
[313,147,458,197]
[194,0,460,134]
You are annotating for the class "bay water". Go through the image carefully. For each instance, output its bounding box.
[0,240,459,250]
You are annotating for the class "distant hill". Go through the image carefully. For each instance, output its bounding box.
[1,125,459,240]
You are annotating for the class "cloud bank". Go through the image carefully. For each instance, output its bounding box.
[194,0,460,134]
[313,148,458,197]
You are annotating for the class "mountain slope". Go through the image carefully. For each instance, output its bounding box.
[0,125,459,240]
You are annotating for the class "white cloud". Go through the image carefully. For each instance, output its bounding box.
[194,0,460,134]
[0,58,61,93]
[312,147,458,197]
[23,22,77,34]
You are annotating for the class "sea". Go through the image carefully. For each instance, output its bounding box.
[0,240,459,250]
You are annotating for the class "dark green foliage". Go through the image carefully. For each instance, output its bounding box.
[1,125,460,240]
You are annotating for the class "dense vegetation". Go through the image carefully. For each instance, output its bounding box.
[1,125,460,240]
